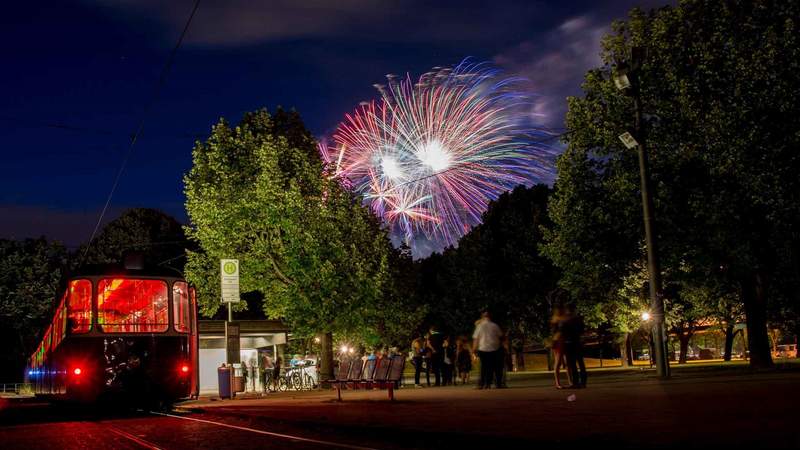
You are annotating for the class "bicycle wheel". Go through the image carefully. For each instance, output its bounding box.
[304,374,316,390]
[291,372,303,390]
[277,376,288,392]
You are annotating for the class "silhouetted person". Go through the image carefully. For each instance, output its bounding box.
[412,335,430,387]
[442,336,455,386]
[550,304,571,389]
[563,304,587,388]
[427,325,445,386]
[456,338,472,385]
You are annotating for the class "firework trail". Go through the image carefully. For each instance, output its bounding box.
[323,59,557,252]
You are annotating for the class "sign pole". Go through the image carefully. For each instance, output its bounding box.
[220,259,241,365]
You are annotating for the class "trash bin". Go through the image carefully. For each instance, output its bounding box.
[232,363,245,393]
[217,365,232,399]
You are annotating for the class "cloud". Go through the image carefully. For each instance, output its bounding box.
[493,0,674,128]
[88,0,550,47]
[493,15,607,128]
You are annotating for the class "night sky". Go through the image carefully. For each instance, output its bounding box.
[1,0,667,249]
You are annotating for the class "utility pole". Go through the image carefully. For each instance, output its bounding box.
[615,47,670,378]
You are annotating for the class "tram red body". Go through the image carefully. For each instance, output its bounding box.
[25,268,198,403]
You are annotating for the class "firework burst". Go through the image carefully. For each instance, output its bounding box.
[324,59,557,251]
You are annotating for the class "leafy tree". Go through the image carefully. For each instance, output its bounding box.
[544,0,800,368]
[78,208,188,271]
[184,108,396,378]
[0,238,67,380]
[416,184,559,367]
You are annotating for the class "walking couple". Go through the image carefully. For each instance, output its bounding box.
[551,302,587,389]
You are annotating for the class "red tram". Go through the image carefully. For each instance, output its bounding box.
[25,267,198,404]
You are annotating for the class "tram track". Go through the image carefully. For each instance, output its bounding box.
[103,422,165,450]
[146,410,378,450]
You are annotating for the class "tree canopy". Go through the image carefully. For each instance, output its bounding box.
[184,108,402,343]
[0,238,67,380]
[543,0,800,367]
[78,208,187,271]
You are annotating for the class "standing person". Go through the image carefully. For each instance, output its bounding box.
[442,336,455,386]
[456,338,472,385]
[471,310,503,389]
[262,352,275,393]
[411,335,429,388]
[564,303,587,388]
[550,304,571,389]
[427,326,445,386]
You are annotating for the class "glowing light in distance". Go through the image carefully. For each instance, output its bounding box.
[641,312,651,321]
[73,367,82,375]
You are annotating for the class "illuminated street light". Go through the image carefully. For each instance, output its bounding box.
[314,336,321,344]
[641,311,651,321]
[340,344,348,354]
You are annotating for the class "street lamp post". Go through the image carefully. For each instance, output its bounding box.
[615,47,670,378]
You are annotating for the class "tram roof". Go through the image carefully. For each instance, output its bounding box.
[67,263,184,279]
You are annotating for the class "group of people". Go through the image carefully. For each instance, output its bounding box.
[550,303,587,389]
[410,326,473,387]
[411,310,516,390]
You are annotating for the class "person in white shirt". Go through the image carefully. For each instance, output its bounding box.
[471,310,504,389]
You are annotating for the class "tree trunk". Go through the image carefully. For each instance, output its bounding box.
[678,332,691,364]
[319,332,334,386]
[546,348,553,371]
[741,271,773,369]
[723,324,735,361]
[620,333,633,368]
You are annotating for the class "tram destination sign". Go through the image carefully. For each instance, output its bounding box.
[220,259,240,303]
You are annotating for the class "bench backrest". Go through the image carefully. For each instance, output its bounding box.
[387,355,406,382]
[336,359,353,381]
[373,356,391,382]
[362,358,377,382]
[349,358,365,380]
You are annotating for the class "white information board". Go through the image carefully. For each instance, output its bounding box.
[220,259,240,303]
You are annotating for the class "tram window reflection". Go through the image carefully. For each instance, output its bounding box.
[173,281,190,333]
[67,279,92,333]
[97,279,168,333]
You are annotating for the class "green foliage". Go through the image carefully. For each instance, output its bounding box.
[0,238,67,380]
[184,108,399,342]
[543,0,800,365]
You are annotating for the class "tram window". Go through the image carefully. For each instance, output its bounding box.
[67,279,92,333]
[97,279,168,333]
[173,282,190,333]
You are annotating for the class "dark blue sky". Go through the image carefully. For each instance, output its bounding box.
[0,0,667,248]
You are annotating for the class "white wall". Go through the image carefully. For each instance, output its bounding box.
[199,348,226,393]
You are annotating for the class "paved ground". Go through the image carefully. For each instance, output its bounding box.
[1,366,798,449]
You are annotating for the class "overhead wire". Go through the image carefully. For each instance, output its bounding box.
[80,0,201,264]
